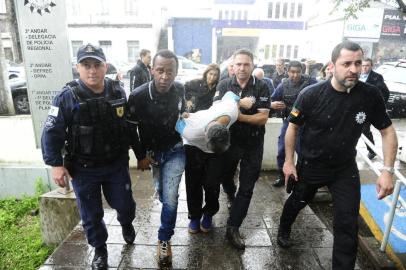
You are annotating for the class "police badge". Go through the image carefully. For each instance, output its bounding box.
[116,106,124,117]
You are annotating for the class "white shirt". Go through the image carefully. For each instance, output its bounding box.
[176,91,240,153]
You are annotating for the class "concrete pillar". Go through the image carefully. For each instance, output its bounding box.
[39,189,80,246]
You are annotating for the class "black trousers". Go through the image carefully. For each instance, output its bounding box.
[362,122,375,154]
[185,145,223,220]
[222,138,264,228]
[279,159,360,270]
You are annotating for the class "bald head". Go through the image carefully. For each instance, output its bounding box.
[252,68,265,80]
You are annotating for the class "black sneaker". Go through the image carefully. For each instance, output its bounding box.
[92,245,108,270]
[226,226,245,250]
[277,227,293,248]
[226,194,235,209]
[272,177,285,187]
[122,224,135,244]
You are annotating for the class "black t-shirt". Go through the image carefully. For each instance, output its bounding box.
[215,75,270,145]
[289,80,391,166]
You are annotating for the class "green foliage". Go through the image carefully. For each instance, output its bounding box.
[332,0,371,19]
[0,184,54,270]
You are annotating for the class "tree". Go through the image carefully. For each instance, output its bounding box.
[333,0,406,18]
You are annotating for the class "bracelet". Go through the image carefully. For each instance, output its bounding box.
[381,166,395,174]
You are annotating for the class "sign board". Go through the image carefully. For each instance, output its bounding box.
[14,0,72,147]
[381,9,406,39]
[343,8,384,39]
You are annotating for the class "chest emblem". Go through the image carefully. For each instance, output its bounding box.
[116,106,124,118]
[355,111,366,124]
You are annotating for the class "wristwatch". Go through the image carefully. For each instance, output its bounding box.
[381,166,395,174]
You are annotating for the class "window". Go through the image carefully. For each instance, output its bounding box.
[125,0,138,16]
[294,45,299,59]
[265,45,270,60]
[286,45,292,59]
[297,3,302,18]
[279,45,284,58]
[219,10,223,20]
[275,2,280,19]
[0,0,6,13]
[231,10,235,20]
[71,40,83,59]
[99,40,112,60]
[238,10,242,20]
[290,3,295,18]
[4,47,13,61]
[225,10,229,20]
[272,45,277,59]
[127,41,139,62]
[244,10,248,20]
[268,2,273,18]
[282,2,288,18]
[96,0,109,16]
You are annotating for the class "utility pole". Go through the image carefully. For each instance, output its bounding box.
[0,33,16,115]
[5,0,21,62]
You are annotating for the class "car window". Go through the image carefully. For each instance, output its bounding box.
[376,65,406,84]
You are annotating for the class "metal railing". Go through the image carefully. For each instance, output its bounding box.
[358,134,406,252]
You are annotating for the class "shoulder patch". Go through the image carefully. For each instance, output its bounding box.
[290,107,300,117]
[48,105,59,117]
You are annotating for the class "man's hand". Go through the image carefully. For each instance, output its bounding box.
[181,112,190,119]
[283,161,298,185]
[376,171,394,200]
[52,166,71,188]
[137,157,151,171]
[271,101,286,110]
[239,97,254,110]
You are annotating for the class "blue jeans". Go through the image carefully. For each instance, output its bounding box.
[71,161,136,248]
[151,143,185,241]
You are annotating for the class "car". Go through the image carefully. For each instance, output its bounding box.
[374,60,406,118]
[9,77,30,114]
[175,56,207,84]
[9,62,122,114]
[6,60,26,80]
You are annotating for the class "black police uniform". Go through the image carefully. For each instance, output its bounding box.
[215,75,270,228]
[279,80,391,269]
[41,78,136,249]
[183,78,223,221]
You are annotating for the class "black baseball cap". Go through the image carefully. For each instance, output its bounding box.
[77,44,106,63]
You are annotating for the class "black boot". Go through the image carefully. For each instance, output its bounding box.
[226,226,245,250]
[122,224,135,244]
[273,170,285,187]
[226,194,235,209]
[277,226,293,248]
[92,245,108,270]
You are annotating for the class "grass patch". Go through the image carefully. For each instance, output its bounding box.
[0,180,54,270]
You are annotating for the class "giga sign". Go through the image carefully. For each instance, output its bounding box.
[343,8,384,39]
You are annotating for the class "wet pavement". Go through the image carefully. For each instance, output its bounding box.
[38,169,365,270]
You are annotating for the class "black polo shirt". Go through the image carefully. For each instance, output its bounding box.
[289,80,391,166]
[215,75,270,145]
[127,81,185,158]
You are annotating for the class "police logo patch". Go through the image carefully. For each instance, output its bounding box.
[116,106,124,117]
[44,116,56,129]
[355,112,366,124]
[85,45,95,53]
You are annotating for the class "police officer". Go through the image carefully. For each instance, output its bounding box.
[215,49,270,250]
[360,58,389,159]
[271,61,317,187]
[127,50,185,267]
[279,41,397,270]
[41,44,136,270]
[129,49,152,91]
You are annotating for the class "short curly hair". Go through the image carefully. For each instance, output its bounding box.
[206,124,230,154]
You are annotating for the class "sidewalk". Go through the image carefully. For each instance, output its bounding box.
[38,170,360,270]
